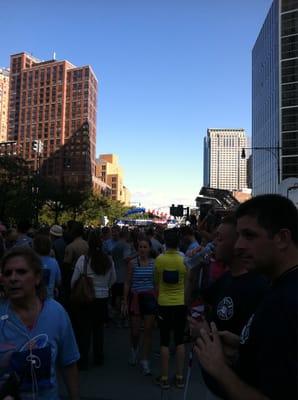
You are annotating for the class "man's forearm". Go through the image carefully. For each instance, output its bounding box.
[216,364,269,400]
[63,363,80,400]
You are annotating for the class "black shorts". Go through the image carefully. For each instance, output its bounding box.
[130,293,158,316]
[158,305,187,347]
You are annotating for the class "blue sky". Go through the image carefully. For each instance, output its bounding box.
[0,0,273,209]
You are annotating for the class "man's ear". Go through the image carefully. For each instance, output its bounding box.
[275,229,292,250]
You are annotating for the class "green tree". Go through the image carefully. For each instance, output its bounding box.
[0,156,34,224]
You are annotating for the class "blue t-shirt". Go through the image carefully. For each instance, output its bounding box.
[40,256,61,298]
[13,235,33,248]
[185,241,200,256]
[102,238,117,255]
[0,299,80,400]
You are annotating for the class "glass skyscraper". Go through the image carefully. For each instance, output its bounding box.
[252,0,298,195]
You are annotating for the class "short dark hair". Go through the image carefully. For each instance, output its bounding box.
[33,234,52,256]
[235,194,298,245]
[164,229,179,249]
[180,226,194,237]
[70,222,84,239]
[138,237,152,248]
[146,228,154,237]
[88,230,112,275]
[221,213,237,227]
[1,247,47,300]
[101,226,110,235]
[17,220,31,234]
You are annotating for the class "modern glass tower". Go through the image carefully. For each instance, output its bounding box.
[252,0,298,195]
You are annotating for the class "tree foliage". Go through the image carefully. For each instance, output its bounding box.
[0,155,129,226]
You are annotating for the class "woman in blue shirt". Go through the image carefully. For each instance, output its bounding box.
[0,247,80,400]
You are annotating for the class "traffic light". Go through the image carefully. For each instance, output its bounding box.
[32,140,43,154]
[170,204,176,216]
[32,140,38,152]
[170,204,184,217]
[176,205,184,217]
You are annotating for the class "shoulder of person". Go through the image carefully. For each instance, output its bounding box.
[44,298,67,316]
[246,272,270,290]
[75,254,86,268]
[0,299,8,312]
[155,254,164,265]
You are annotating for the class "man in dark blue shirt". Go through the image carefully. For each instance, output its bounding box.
[195,194,298,400]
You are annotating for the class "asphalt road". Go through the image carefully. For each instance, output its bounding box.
[60,323,219,400]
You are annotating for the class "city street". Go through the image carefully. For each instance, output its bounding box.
[60,324,211,400]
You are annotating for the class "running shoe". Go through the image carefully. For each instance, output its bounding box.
[174,375,185,389]
[155,376,170,390]
[140,360,151,376]
[128,348,138,366]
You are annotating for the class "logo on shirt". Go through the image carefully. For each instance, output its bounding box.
[240,314,255,344]
[217,297,234,320]
[0,334,53,392]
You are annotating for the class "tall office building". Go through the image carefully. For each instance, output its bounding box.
[95,154,131,205]
[252,0,298,195]
[203,128,248,191]
[7,52,97,187]
[0,68,9,142]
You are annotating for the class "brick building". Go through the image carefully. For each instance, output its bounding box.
[7,52,98,189]
[0,68,9,142]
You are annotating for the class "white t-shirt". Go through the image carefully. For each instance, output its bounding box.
[71,255,116,298]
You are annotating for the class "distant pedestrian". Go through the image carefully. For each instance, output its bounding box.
[50,224,66,267]
[123,238,157,375]
[71,230,116,369]
[62,222,88,305]
[13,220,33,248]
[111,228,131,327]
[33,234,61,298]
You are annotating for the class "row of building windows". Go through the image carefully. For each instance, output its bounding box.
[281,10,298,37]
[282,0,298,13]
[282,58,298,84]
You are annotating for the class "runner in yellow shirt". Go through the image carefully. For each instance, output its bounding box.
[154,229,187,389]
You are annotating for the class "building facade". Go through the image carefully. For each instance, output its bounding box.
[203,128,248,191]
[0,68,9,142]
[252,0,298,194]
[95,154,131,205]
[7,52,97,188]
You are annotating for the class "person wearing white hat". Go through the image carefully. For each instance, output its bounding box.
[50,225,66,268]
[50,224,63,237]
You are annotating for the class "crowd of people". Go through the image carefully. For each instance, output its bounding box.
[0,194,297,400]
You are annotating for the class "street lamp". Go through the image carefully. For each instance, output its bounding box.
[241,146,282,184]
